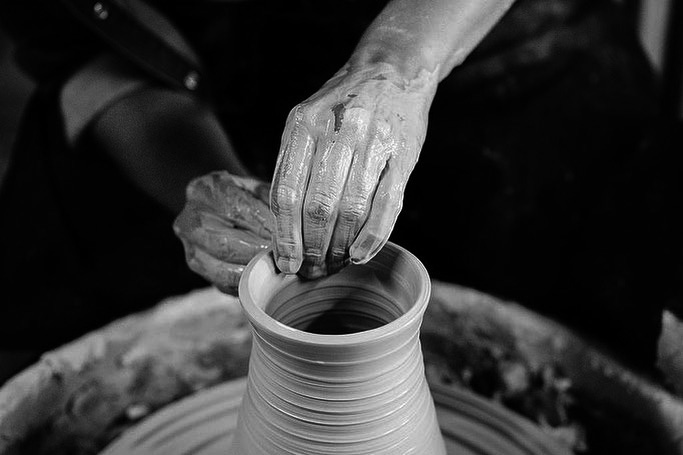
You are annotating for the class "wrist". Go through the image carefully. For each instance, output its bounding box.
[348,34,446,82]
[330,58,438,107]
[347,0,517,83]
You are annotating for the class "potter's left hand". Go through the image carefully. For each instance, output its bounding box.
[271,62,438,279]
[174,172,273,295]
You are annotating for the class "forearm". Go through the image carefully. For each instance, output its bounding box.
[90,87,249,213]
[349,0,516,81]
[61,52,250,214]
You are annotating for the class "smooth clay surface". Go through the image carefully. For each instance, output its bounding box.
[100,376,573,455]
[231,242,446,454]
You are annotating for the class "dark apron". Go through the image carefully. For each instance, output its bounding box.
[1,0,681,371]
[0,87,205,350]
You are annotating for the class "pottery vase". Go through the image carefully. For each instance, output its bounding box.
[232,242,447,455]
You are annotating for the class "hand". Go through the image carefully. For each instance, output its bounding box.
[271,62,438,278]
[90,86,250,214]
[174,172,274,295]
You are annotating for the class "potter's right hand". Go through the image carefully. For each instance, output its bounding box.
[270,62,438,279]
[268,0,517,280]
[174,172,274,295]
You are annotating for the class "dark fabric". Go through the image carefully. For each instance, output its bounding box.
[1,0,680,372]
[395,8,683,371]
[150,0,625,179]
[0,0,620,176]
[58,0,207,96]
[146,0,391,178]
[0,88,206,350]
[0,2,96,86]
[160,0,683,369]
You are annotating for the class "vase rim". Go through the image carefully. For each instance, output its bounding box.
[238,241,431,347]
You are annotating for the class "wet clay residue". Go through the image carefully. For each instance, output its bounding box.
[421,286,666,455]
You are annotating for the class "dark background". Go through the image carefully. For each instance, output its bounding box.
[0,0,683,382]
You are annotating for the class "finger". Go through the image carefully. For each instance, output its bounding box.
[300,105,372,277]
[229,174,272,206]
[184,243,244,295]
[350,156,411,264]
[299,137,354,278]
[194,227,269,264]
[186,172,273,238]
[271,106,316,274]
[204,172,274,238]
[174,202,235,233]
[174,207,269,264]
[325,135,386,274]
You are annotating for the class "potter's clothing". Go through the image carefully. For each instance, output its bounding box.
[0,89,207,350]
[0,0,680,373]
[0,0,632,175]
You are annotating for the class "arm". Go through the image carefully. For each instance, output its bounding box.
[89,85,250,213]
[92,84,274,295]
[271,0,516,278]
[350,0,516,81]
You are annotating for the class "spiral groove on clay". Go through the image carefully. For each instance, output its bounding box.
[232,242,447,455]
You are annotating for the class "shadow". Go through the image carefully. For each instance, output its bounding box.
[0,31,34,186]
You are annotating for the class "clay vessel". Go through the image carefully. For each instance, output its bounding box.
[232,242,447,454]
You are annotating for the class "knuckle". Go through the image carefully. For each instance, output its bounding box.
[288,103,304,121]
[270,184,300,217]
[346,118,365,136]
[338,201,366,227]
[304,195,335,226]
[303,247,324,260]
[373,119,392,141]
[294,103,313,123]
[284,103,312,130]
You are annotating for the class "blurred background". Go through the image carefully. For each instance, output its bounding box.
[0,30,32,188]
[0,0,681,191]
[0,0,682,438]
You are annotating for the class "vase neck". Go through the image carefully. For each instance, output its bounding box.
[231,319,446,454]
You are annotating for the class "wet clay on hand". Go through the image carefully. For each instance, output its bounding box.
[174,171,274,294]
[271,62,438,279]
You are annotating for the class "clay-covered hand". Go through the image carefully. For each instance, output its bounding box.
[271,62,438,278]
[174,172,274,295]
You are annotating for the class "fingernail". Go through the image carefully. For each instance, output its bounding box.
[350,255,368,265]
[350,236,385,265]
[276,256,301,274]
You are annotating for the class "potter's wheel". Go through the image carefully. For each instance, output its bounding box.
[101,377,571,455]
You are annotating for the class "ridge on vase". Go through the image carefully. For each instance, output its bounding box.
[232,241,447,455]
